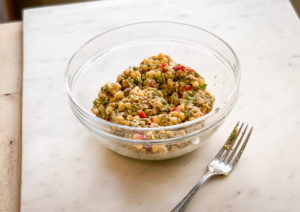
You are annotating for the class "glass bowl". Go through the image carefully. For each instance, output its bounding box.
[65,22,240,160]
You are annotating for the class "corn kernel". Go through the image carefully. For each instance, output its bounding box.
[133,115,140,122]
[118,102,125,111]
[140,121,146,127]
[117,75,123,82]
[155,70,161,78]
[134,144,143,150]
[170,117,178,124]
[178,130,185,136]
[156,101,163,109]
[152,145,160,153]
[105,83,112,90]
[193,112,201,118]
[157,90,163,97]
[127,115,133,121]
[146,131,155,139]
[131,72,137,79]
[137,90,145,97]
[136,71,141,78]
[192,81,199,88]
[114,91,124,99]
[167,79,173,86]
[130,87,139,95]
[152,116,160,124]
[148,71,154,79]
[201,106,207,113]
[115,116,124,123]
[166,131,174,137]
[178,104,185,111]
[122,80,128,88]
[124,69,130,76]
[198,78,204,86]
[162,57,168,63]
[157,53,164,60]
[125,102,132,109]
[170,111,179,117]
[113,83,121,90]
[166,70,173,78]
[106,105,114,114]
[141,65,148,71]
[91,108,98,114]
[179,112,185,120]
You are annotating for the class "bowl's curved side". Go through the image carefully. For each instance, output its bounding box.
[65,21,240,160]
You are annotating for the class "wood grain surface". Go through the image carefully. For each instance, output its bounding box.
[0,22,22,212]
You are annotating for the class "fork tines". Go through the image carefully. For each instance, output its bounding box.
[216,122,253,167]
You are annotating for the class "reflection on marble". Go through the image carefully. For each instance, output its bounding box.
[22,0,300,211]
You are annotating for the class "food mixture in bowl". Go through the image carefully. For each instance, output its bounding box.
[92,53,215,129]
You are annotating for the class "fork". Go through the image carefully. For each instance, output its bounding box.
[171,122,253,212]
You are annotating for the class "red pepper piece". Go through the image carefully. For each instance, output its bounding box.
[133,134,141,139]
[161,63,166,72]
[173,65,185,71]
[146,122,151,126]
[173,65,180,71]
[106,118,110,121]
[139,111,147,118]
[171,107,180,112]
[189,68,194,73]
[184,85,192,91]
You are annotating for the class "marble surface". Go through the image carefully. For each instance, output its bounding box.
[22,0,300,211]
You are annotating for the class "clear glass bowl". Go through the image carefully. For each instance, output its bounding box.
[65,22,240,160]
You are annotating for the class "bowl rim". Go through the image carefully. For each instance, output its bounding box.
[65,21,240,132]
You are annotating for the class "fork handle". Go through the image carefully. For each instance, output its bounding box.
[171,171,215,212]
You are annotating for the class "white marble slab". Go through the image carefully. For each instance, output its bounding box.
[22,0,300,211]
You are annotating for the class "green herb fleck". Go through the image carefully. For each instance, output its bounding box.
[133,66,138,71]
[133,79,139,85]
[193,98,197,105]
[147,63,152,68]
[200,83,207,90]
[187,93,194,100]
[184,109,192,117]
[93,99,98,106]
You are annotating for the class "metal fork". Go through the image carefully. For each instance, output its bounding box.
[171,122,253,212]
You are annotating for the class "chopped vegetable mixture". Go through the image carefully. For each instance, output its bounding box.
[92,53,215,127]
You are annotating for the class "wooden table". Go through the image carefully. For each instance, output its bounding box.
[0,22,22,212]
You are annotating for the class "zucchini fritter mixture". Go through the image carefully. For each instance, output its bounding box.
[92,53,215,127]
